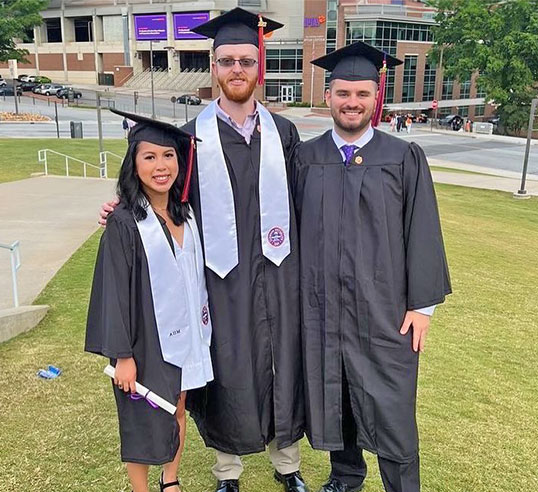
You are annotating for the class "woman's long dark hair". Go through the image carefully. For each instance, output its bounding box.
[116,141,191,226]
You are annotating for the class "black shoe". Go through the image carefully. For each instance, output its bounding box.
[215,479,240,492]
[318,477,364,492]
[274,470,310,492]
[159,472,181,491]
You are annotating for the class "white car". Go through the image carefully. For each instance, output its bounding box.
[0,78,6,88]
[18,75,30,82]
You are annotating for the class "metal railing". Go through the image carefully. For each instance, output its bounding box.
[38,149,107,178]
[99,151,123,178]
[1,241,21,308]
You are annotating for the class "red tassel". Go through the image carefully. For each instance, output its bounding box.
[181,136,195,203]
[373,55,387,128]
[258,15,267,85]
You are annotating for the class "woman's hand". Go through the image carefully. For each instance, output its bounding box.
[114,357,137,393]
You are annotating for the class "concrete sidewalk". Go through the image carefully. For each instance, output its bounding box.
[0,176,115,310]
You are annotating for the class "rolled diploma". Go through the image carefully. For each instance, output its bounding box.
[104,364,177,415]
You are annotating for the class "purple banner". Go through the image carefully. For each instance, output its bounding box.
[173,12,209,40]
[135,15,168,41]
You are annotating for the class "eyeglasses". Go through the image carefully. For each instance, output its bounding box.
[216,58,258,68]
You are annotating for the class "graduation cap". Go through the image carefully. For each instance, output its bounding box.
[191,7,284,85]
[311,41,403,127]
[110,108,197,203]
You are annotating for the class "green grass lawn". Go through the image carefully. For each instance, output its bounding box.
[0,185,537,492]
[0,138,128,184]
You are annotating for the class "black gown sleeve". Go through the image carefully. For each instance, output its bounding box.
[403,142,452,310]
[85,213,134,359]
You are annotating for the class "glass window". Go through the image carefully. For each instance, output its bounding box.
[460,79,471,99]
[402,55,418,103]
[475,104,485,116]
[442,77,453,100]
[46,18,62,43]
[74,17,93,42]
[460,107,469,117]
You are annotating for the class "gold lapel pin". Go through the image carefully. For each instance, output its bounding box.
[354,155,363,165]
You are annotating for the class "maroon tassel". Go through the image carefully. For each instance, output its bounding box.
[373,55,387,127]
[258,15,267,85]
[181,136,195,203]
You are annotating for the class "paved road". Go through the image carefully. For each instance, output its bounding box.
[1,96,536,176]
[0,176,115,310]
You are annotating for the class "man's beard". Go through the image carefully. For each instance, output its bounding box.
[331,105,374,134]
[219,73,257,103]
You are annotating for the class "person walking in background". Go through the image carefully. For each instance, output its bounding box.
[389,114,396,132]
[406,114,413,134]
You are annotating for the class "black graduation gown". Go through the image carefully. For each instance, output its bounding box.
[182,113,305,455]
[85,204,182,465]
[293,129,451,463]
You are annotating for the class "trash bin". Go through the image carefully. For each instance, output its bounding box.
[70,121,83,138]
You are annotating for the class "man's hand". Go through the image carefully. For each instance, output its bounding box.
[98,198,119,227]
[114,357,137,393]
[399,311,431,353]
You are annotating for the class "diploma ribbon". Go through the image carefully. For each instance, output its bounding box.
[129,390,159,410]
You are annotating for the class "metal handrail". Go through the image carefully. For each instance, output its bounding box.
[38,149,106,178]
[99,151,123,179]
[0,241,21,308]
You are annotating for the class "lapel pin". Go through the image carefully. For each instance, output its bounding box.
[354,155,363,165]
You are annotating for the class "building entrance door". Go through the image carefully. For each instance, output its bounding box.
[280,85,294,103]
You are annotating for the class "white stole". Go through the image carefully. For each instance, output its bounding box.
[195,100,290,279]
[135,205,211,369]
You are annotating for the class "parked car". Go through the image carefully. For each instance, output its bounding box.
[439,114,464,131]
[33,83,64,96]
[56,87,82,99]
[0,85,23,96]
[416,113,428,123]
[29,75,52,84]
[177,94,201,105]
[17,74,30,82]
[0,77,6,87]
[32,84,46,94]
[19,81,38,91]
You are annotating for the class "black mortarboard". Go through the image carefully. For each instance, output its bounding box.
[311,41,402,83]
[191,7,283,48]
[110,108,198,202]
[111,108,197,147]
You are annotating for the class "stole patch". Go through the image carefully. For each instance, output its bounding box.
[268,227,285,247]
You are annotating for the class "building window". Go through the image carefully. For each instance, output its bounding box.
[265,49,303,74]
[265,79,303,102]
[460,79,471,99]
[439,107,451,116]
[475,104,485,116]
[476,81,486,98]
[326,0,338,54]
[423,57,436,101]
[180,51,209,72]
[74,17,93,42]
[45,18,62,43]
[460,106,469,117]
[402,55,417,103]
[345,20,433,104]
[442,77,453,100]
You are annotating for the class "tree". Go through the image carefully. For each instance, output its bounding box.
[0,0,49,63]
[427,0,538,134]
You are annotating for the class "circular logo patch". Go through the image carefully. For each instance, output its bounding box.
[268,227,285,247]
[201,306,209,325]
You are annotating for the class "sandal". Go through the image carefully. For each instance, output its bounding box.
[159,472,182,491]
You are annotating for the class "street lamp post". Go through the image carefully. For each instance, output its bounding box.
[150,40,156,119]
[514,98,537,199]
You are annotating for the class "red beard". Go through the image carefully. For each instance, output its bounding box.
[218,73,258,103]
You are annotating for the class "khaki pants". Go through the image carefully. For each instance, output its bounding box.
[212,440,301,480]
